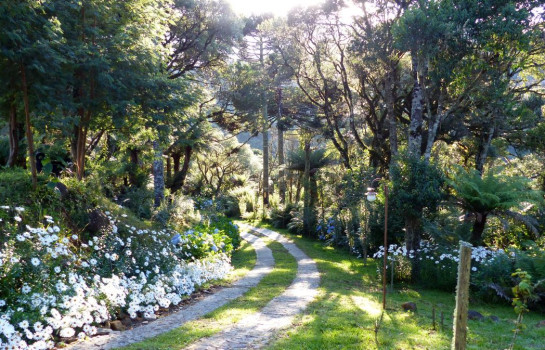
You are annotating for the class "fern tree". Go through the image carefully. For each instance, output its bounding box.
[448,166,544,245]
[287,147,333,236]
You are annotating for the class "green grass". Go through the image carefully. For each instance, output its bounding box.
[120,235,297,350]
[254,222,545,350]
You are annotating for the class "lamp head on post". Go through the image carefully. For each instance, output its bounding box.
[365,188,377,202]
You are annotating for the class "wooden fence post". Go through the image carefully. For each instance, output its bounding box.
[452,242,472,350]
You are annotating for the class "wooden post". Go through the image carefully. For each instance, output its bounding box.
[452,242,472,350]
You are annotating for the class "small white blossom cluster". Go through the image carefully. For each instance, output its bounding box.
[373,241,505,272]
[0,206,236,350]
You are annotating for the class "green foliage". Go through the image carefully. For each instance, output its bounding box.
[119,188,154,220]
[0,168,62,223]
[270,203,301,229]
[448,166,542,214]
[390,155,446,219]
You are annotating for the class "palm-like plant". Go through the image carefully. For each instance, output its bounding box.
[448,166,543,245]
[287,147,334,236]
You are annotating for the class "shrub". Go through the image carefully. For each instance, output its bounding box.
[0,205,237,349]
[270,203,300,229]
[118,187,154,220]
[373,241,545,310]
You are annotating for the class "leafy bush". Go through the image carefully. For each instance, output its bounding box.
[118,187,154,220]
[270,203,300,229]
[373,241,545,310]
[0,205,237,349]
[0,168,63,224]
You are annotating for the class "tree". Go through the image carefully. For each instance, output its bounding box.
[0,0,65,187]
[287,143,334,236]
[448,166,543,245]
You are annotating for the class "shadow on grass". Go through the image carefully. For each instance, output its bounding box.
[257,222,545,350]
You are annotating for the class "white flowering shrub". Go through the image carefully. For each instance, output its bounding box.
[373,241,545,307]
[0,206,237,349]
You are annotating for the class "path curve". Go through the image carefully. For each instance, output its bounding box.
[184,225,320,350]
[69,230,274,350]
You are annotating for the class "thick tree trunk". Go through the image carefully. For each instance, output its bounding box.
[152,139,165,208]
[408,52,423,158]
[20,63,37,188]
[170,145,192,194]
[470,213,488,245]
[7,100,19,167]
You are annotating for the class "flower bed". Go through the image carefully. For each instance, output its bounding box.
[0,206,238,350]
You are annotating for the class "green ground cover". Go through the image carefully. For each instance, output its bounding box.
[255,223,545,350]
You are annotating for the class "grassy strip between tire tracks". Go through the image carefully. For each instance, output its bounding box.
[120,232,297,350]
[252,222,545,350]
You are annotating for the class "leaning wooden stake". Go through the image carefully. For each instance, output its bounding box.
[452,242,472,350]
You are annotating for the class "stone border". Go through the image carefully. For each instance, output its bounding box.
[184,224,320,350]
[68,230,274,350]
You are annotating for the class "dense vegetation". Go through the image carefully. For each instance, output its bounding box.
[1,0,544,348]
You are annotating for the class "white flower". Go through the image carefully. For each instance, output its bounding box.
[16,234,25,242]
[472,267,477,272]
[0,299,5,307]
[72,234,78,240]
[59,327,75,338]
[31,258,41,266]
[19,320,29,329]
[22,284,31,293]
[14,215,22,222]
[15,207,25,212]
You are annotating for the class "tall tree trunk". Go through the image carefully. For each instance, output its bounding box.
[424,84,445,162]
[277,88,286,204]
[295,172,302,203]
[408,52,423,158]
[303,140,313,236]
[386,68,398,160]
[128,148,139,186]
[20,63,37,188]
[172,152,181,173]
[166,155,171,183]
[470,212,488,245]
[260,38,269,210]
[7,99,19,167]
[152,139,165,208]
[170,145,192,194]
[310,175,318,209]
[288,170,293,203]
[475,124,495,174]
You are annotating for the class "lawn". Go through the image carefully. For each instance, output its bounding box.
[255,222,545,350]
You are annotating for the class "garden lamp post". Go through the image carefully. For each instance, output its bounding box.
[366,180,388,310]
